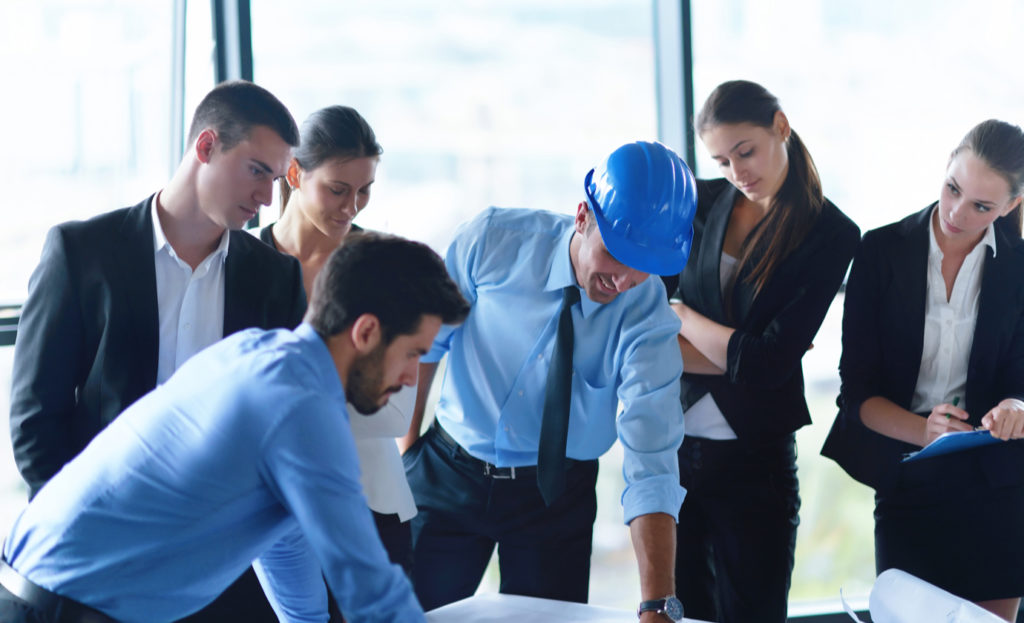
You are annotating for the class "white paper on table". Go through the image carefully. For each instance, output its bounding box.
[425,593,714,623]
[868,569,1003,623]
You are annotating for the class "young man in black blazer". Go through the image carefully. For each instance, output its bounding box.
[8,80,306,623]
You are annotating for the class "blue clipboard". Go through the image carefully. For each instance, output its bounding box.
[901,430,1004,463]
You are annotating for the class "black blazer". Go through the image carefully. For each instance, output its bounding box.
[821,204,1024,492]
[674,178,860,439]
[10,196,307,497]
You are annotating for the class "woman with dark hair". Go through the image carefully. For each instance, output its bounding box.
[260,106,419,578]
[669,80,860,622]
[822,119,1024,621]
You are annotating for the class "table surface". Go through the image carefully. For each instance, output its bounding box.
[425,593,712,622]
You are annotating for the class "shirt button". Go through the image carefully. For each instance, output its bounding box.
[537,354,543,360]
[518,390,524,397]
[184,323,191,330]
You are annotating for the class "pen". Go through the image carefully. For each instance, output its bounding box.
[944,396,960,420]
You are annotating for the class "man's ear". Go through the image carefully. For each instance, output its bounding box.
[194,128,217,164]
[286,159,302,190]
[349,313,382,354]
[574,201,590,234]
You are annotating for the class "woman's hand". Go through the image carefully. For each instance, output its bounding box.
[924,401,973,446]
[668,300,733,371]
[981,398,1024,440]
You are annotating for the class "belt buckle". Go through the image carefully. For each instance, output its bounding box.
[484,463,516,480]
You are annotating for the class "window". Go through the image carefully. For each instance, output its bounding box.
[251,0,658,608]
[0,1,175,302]
[691,0,1024,607]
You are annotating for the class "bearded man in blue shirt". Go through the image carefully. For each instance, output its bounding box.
[0,233,469,623]
[399,141,698,622]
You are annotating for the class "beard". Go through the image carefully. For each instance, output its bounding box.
[346,342,400,415]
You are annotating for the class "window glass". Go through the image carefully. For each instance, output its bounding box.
[252,0,657,608]
[251,0,658,253]
[691,0,1024,606]
[0,1,174,303]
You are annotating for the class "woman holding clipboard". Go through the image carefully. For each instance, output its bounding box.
[823,119,1024,620]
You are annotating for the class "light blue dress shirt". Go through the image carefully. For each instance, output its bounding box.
[426,207,686,523]
[3,324,424,623]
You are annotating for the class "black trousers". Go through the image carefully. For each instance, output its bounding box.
[0,584,51,623]
[675,435,800,623]
[0,583,114,623]
[174,567,276,622]
[404,424,598,612]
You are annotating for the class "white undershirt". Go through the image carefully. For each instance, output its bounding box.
[909,207,996,414]
[684,252,739,440]
[152,195,228,385]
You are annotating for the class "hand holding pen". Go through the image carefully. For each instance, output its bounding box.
[924,396,972,445]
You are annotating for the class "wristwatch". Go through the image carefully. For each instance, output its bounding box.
[637,595,684,621]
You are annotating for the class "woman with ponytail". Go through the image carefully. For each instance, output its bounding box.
[259,106,419,595]
[669,80,860,622]
[823,120,1024,621]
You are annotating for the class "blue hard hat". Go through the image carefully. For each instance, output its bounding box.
[584,141,696,276]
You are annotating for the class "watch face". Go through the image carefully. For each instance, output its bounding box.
[664,596,684,620]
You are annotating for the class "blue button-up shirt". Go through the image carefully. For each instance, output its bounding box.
[427,207,686,523]
[3,324,423,623]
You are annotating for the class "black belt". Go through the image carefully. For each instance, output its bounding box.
[0,557,115,623]
[433,422,583,480]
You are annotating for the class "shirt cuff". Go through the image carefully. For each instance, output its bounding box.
[620,474,686,525]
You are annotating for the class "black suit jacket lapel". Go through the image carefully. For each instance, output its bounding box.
[967,232,1009,420]
[695,185,736,323]
[891,206,933,406]
[223,234,260,336]
[115,197,160,387]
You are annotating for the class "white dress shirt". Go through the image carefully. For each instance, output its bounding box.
[910,207,996,414]
[151,195,229,385]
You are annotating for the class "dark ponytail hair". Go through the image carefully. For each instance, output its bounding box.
[279,105,383,211]
[696,80,824,299]
[951,119,1024,236]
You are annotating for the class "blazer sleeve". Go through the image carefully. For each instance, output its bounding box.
[821,229,916,491]
[836,231,886,419]
[10,226,85,496]
[725,214,859,389]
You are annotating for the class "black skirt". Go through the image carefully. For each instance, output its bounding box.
[874,440,1024,601]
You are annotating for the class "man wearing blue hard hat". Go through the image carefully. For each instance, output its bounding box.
[400,141,697,622]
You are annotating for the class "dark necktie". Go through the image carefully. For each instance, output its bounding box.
[537,285,580,506]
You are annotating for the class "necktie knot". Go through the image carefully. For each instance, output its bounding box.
[563,285,580,307]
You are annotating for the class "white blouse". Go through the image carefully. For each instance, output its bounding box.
[348,385,418,521]
[909,207,996,415]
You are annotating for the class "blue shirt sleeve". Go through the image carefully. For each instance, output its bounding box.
[258,395,425,622]
[423,209,489,363]
[615,286,687,524]
[253,527,329,623]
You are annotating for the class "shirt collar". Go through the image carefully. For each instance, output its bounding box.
[294,322,346,402]
[543,220,599,317]
[151,192,231,263]
[928,204,997,260]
